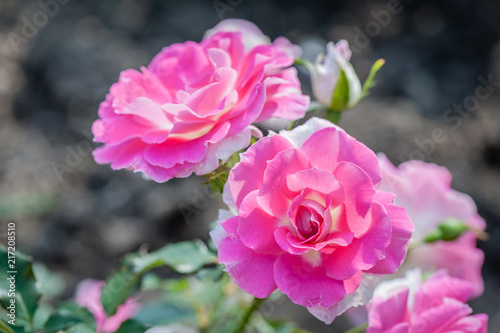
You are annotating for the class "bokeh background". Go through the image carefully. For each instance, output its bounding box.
[1,0,499,331]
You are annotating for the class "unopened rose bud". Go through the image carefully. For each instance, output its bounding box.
[311,40,362,111]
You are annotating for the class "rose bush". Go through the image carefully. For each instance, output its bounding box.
[378,154,486,297]
[92,21,309,182]
[367,269,488,333]
[211,117,414,323]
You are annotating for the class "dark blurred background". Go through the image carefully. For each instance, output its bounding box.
[1,0,499,331]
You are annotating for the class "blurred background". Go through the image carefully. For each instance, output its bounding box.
[1,0,499,331]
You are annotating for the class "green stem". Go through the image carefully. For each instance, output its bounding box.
[233,297,265,333]
[326,108,342,124]
[0,320,15,333]
[344,322,368,333]
[293,58,315,73]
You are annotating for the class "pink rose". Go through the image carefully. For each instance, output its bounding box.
[367,270,488,333]
[378,154,486,297]
[92,27,309,182]
[211,117,414,323]
[75,279,139,333]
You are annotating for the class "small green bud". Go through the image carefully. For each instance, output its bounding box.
[423,218,469,243]
[424,228,444,243]
[438,218,468,241]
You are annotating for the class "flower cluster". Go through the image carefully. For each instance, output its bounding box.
[89,18,489,331]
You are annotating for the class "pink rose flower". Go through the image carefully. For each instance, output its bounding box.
[367,269,488,333]
[378,154,486,297]
[75,279,139,333]
[92,27,309,182]
[211,117,414,323]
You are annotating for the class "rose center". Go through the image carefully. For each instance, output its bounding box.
[296,206,323,239]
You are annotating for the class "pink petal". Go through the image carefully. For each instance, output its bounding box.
[256,68,310,121]
[367,289,410,332]
[334,162,377,236]
[301,127,382,186]
[237,190,282,254]
[273,253,349,308]
[228,133,294,207]
[285,167,342,195]
[411,300,473,332]
[218,217,278,298]
[406,233,484,297]
[257,148,311,217]
[367,199,413,275]
[204,19,270,51]
[413,273,475,315]
[324,202,391,280]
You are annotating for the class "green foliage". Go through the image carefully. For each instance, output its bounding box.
[114,319,148,333]
[0,246,41,331]
[101,240,217,316]
[149,241,217,274]
[32,263,66,300]
[44,313,83,332]
[205,151,242,194]
[101,268,141,317]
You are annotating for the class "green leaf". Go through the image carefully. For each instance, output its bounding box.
[57,301,95,326]
[101,268,141,317]
[362,58,385,97]
[114,319,148,333]
[66,323,95,333]
[101,241,216,318]
[197,265,224,281]
[134,300,194,326]
[329,69,350,112]
[32,263,66,300]
[32,304,53,330]
[137,241,217,275]
[0,247,40,329]
[141,273,164,291]
[44,313,82,332]
[155,241,217,274]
